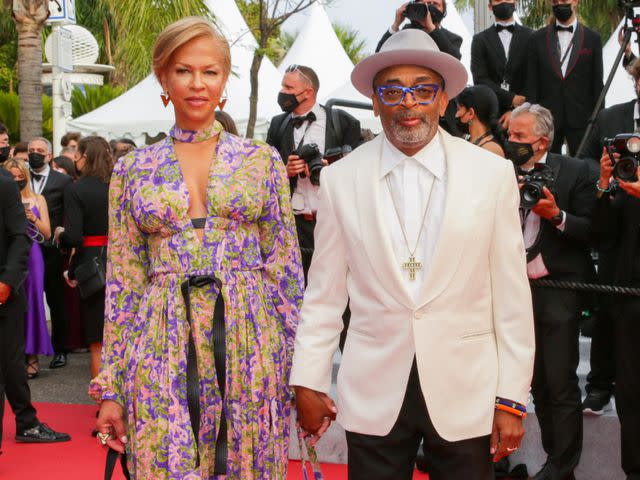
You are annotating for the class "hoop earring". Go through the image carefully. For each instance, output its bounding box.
[160,91,170,108]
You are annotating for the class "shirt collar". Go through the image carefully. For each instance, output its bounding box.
[294,102,321,118]
[496,21,516,27]
[32,164,50,178]
[555,18,578,32]
[380,133,445,180]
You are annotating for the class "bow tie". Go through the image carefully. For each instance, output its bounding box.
[31,173,44,182]
[291,111,316,129]
[495,24,515,33]
[555,25,574,33]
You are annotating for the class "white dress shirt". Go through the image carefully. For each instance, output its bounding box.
[31,164,50,195]
[522,153,566,279]
[496,21,516,58]
[292,102,326,215]
[556,18,578,77]
[380,133,447,301]
[635,101,640,131]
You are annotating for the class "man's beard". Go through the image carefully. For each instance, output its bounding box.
[389,110,437,145]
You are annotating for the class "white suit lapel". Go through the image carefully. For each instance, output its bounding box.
[356,136,414,309]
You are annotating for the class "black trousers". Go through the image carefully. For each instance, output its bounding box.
[42,245,68,353]
[0,307,38,448]
[346,362,493,480]
[531,286,583,477]
[615,298,640,477]
[585,294,615,396]
[550,127,585,157]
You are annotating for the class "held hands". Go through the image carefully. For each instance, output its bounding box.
[294,386,337,446]
[618,166,640,199]
[490,410,524,462]
[53,226,65,245]
[286,155,310,179]
[25,207,36,223]
[0,281,11,304]
[96,400,128,453]
[63,270,78,289]
[531,187,560,220]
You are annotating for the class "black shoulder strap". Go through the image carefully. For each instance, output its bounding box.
[323,105,343,146]
[277,113,293,148]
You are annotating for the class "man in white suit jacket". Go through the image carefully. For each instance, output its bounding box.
[290,29,535,480]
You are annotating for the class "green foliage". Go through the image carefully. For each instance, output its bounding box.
[0,92,52,143]
[71,84,124,117]
[333,22,368,64]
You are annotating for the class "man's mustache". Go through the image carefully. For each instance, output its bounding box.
[393,110,428,123]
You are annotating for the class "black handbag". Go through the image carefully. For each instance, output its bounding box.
[74,247,106,299]
[105,448,130,480]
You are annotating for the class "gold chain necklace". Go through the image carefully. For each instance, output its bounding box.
[385,173,435,281]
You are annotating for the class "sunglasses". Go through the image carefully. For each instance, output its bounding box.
[376,83,440,106]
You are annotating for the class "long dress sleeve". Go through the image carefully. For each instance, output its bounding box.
[258,146,304,367]
[89,154,149,405]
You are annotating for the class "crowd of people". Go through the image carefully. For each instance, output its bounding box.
[1,0,639,479]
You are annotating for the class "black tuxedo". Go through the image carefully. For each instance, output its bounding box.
[525,23,604,155]
[581,99,636,165]
[591,189,640,477]
[36,168,72,355]
[0,176,37,447]
[376,23,462,59]
[527,153,596,479]
[266,105,362,196]
[471,23,533,115]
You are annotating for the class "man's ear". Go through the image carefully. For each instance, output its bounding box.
[372,93,381,118]
[438,91,449,117]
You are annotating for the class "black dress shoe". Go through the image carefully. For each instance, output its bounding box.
[15,423,71,443]
[49,353,67,369]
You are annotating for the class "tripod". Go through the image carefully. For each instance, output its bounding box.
[575,7,640,157]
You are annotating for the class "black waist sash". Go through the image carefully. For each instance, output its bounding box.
[180,242,226,473]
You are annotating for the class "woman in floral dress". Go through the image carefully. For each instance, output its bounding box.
[91,17,304,479]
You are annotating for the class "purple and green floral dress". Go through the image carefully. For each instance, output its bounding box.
[89,121,304,479]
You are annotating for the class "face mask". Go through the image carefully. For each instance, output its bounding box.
[492,2,515,21]
[0,146,9,162]
[16,179,27,190]
[28,152,46,170]
[552,4,573,23]
[456,115,471,135]
[428,4,445,24]
[277,91,301,113]
[505,140,536,166]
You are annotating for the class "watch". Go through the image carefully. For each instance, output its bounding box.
[550,210,564,226]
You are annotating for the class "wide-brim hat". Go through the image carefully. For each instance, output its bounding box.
[351,29,468,99]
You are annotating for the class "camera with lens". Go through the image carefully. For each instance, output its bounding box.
[604,133,640,182]
[519,164,555,210]
[294,143,324,186]
[324,145,353,165]
[404,0,428,22]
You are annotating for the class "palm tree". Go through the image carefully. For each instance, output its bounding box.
[11,0,49,140]
[333,23,368,64]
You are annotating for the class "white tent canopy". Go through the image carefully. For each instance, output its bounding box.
[278,2,354,99]
[602,19,639,108]
[68,0,283,140]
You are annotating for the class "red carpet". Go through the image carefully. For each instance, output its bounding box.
[1,402,429,479]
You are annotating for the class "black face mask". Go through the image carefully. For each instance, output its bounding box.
[28,152,46,170]
[505,140,535,166]
[277,91,301,113]
[492,2,515,21]
[16,179,27,190]
[0,146,10,162]
[456,116,470,135]
[552,4,573,23]
[428,4,445,25]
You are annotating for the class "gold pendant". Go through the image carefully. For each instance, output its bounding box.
[402,255,423,281]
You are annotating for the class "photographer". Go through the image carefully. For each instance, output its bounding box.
[376,0,462,59]
[266,64,362,280]
[506,103,595,480]
[593,145,640,480]
[577,59,640,419]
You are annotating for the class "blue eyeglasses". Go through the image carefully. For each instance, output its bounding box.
[376,83,440,106]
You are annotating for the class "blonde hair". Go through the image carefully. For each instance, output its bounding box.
[3,158,34,197]
[153,17,231,82]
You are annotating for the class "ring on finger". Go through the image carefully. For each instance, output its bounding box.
[97,432,111,445]
[506,446,519,452]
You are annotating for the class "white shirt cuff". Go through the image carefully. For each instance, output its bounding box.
[555,211,567,231]
[389,25,399,34]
